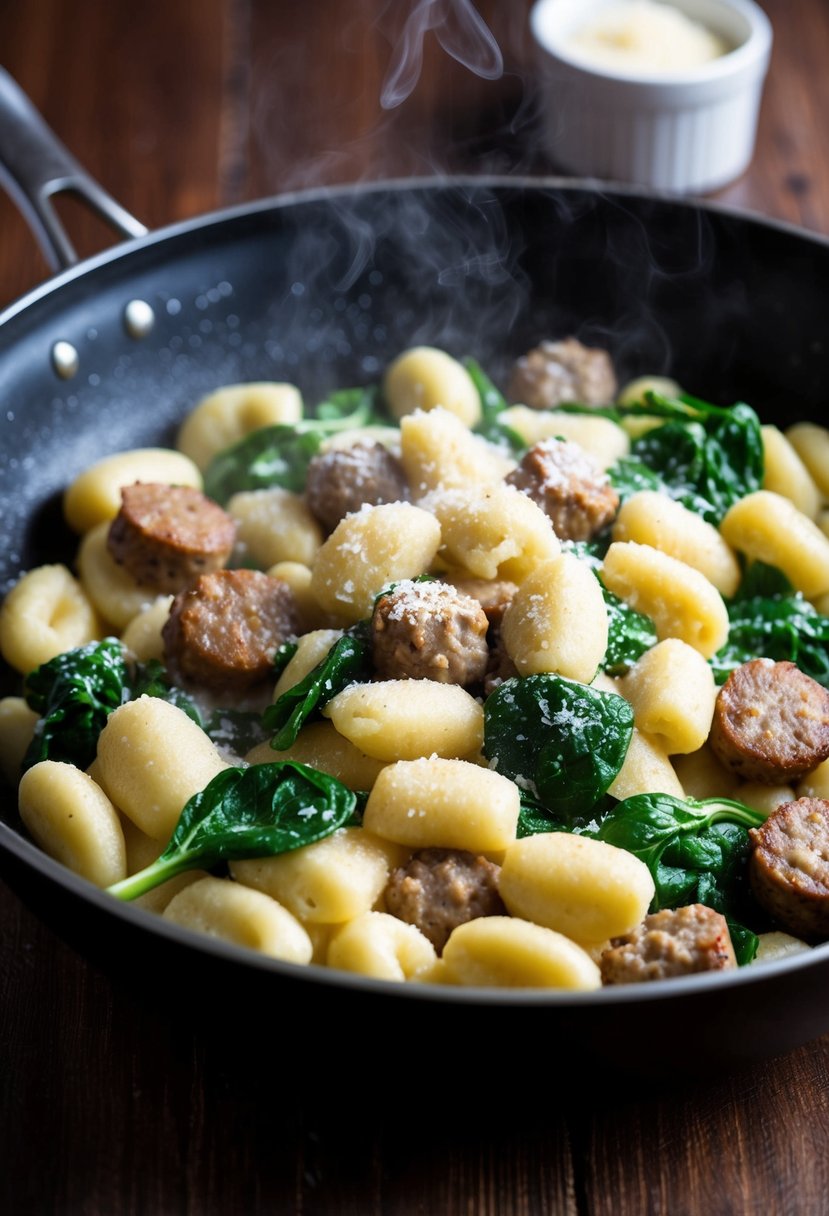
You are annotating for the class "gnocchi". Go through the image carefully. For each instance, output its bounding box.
[4,343,824,996]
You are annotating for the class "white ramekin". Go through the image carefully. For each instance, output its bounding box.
[529,0,773,193]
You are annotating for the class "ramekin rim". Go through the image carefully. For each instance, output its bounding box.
[530,0,773,89]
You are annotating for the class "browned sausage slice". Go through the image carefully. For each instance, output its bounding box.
[108,482,236,593]
[709,659,829,783]
[162,569,297,690]
[600,904,737,985]
[507,337,617,409]
[384,848,506,953]
[749,797,829,941]
[371,579,489,686]
[305,442,409,533]
[505,437,619,540]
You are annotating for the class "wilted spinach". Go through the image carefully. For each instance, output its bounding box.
[264,622,372,750]
[593,793,765,964]
[22,640,273,773]
[517,792,577,838]
[601,585,657,676]
[23,638,129,771]
[483,674,634,827]
[606,392,764,524]
[107,761,356,901]
[131,659,203,724]
[272,640,299,679]
[711,593,829,687]
[203,708,271,757]
[204,387,382,504]
[731,560,793,602]
[464,357,525,452]
[607,456,664,501]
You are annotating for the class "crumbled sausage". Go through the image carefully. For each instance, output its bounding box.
[709,659,829,784]
[163,569,297,690]
[107,482,236,593]
[505,438,619,540]
[371,579,489,686]
[600,904,737,984]
[385,848,506,953]
[305,442,409,533]
[441,575,518,629]
[749,797,829,942]
[507,337,617,409]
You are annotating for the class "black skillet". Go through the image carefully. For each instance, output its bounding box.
[2,68,829,1077]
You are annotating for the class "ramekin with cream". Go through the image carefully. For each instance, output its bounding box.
[530,0,773,193]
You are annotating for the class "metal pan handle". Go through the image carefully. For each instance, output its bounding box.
[0,68,148,271]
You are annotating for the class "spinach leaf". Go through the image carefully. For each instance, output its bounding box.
[483,674,634,826]
[203,708,271,757]
[203,387,381,504]
[732,561,793,602]
[606,392,764,524]
[595,793,762,870]
[608,457,664,501]
[564,539,607,569]
[464,357,526,452]
[723,920,761,968]
[594,793,765,964]
[272,640,299,679]
[348,789,370,827]
[710,593,829,687]
[601,585,657,676]
[22,641,271,775]
[23,638,129,771]
[516,792,570,838]
[264,623,372,750]
[108,761,356,901]
[132,659,203,725]
[314,386,384,423]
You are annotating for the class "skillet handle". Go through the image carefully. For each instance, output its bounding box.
[0,68,148,271]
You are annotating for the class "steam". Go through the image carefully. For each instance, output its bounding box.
[232,3,693,401]
[380,0,503,109]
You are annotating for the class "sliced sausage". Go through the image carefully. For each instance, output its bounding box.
[371,579,489,686]
[709,659,829,784]
[600,904,737,984]
[163,569,298,690]
[749,797,829,941]
[384,848,506,953]
[507,337,617,409]
[107,482,236,593]
[305,442,409,533]
[441,575,518,629]
[505,437,619,540]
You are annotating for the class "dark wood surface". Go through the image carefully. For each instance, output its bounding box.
[2,2,829,1212]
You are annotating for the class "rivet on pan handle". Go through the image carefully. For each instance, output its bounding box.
[0,68,148,272]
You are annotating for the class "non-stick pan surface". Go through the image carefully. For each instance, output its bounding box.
[3,174,829,1075]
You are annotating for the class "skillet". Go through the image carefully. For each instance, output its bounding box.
[2,68,829,1076]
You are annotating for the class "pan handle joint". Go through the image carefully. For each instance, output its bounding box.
[0,69,148,271]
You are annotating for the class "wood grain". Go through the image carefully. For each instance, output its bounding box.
[2,1,829,1213]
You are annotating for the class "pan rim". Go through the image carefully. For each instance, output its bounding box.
[2,172,829,1015]
[3,812,828,1008]
[3,172,829,329]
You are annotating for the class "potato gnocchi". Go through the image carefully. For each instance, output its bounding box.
[3,343,826,991]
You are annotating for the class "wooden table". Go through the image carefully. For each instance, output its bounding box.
[2,2,829,1211]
